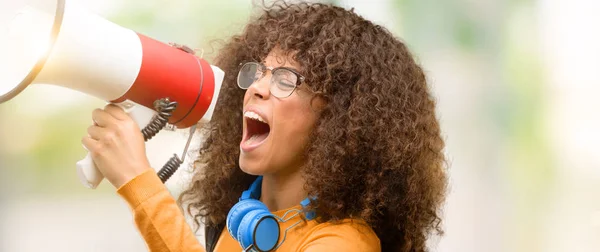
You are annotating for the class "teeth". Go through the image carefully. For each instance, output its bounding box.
[246,134,259,144]
[244,111,267,124]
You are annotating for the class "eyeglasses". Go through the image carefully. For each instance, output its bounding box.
[237,62,306,98]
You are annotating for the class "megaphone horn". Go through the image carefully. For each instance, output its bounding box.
[0,0,225,188]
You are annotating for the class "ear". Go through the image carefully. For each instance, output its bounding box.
[309,94,328,113]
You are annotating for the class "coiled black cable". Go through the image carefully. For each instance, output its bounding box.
[139,98,183,183]
[142,98,178,141]
[157,154,183,183]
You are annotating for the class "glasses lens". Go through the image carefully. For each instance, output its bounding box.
[237,62,261,89]
[270,69,298,98]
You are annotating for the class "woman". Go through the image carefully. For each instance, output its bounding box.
[82,2,447,252]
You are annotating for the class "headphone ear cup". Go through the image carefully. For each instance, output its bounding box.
[226,199,268,240]
[237,209,280,252]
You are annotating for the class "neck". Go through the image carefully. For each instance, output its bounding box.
[260,169,306,212]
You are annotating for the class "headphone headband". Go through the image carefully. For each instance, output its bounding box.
[239,176,316,220]
[240,176,263,201]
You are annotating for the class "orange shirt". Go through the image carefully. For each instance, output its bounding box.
[117,170,381,252]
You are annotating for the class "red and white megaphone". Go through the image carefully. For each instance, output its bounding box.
[0,0,224,188]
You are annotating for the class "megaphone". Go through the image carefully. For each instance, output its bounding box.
[0,0,224,188]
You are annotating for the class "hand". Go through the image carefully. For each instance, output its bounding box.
[82,104,152,188]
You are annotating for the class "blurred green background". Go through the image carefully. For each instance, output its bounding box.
[1,0,599,251]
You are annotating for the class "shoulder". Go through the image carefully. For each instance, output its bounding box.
[300,219,381,252]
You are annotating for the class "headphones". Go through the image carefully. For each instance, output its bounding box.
[226,176,315,252]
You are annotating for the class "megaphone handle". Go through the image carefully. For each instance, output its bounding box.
[76,153,104,189]
[76,101,160,189]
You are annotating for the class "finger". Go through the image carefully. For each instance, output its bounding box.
[104,104,129,121]
[87,125,110,141]
[92,108,118,128]
[82,136,101,153]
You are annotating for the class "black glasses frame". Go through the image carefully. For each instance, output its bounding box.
[237,62,306,98]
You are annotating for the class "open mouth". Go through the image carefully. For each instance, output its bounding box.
[243,111,271,147]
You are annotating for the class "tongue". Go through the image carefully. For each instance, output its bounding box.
[246,132,268,145]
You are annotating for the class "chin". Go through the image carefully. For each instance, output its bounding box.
[238,157,266,176]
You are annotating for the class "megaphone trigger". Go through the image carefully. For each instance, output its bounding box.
[116,100,136,113]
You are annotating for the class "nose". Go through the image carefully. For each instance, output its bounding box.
[248,72,271,100]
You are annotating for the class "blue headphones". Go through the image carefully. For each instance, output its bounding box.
[226,176,315,251]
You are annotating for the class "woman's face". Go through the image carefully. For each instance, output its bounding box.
[239,49,321,176]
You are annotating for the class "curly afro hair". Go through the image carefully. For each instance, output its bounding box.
[180,2,447,251]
